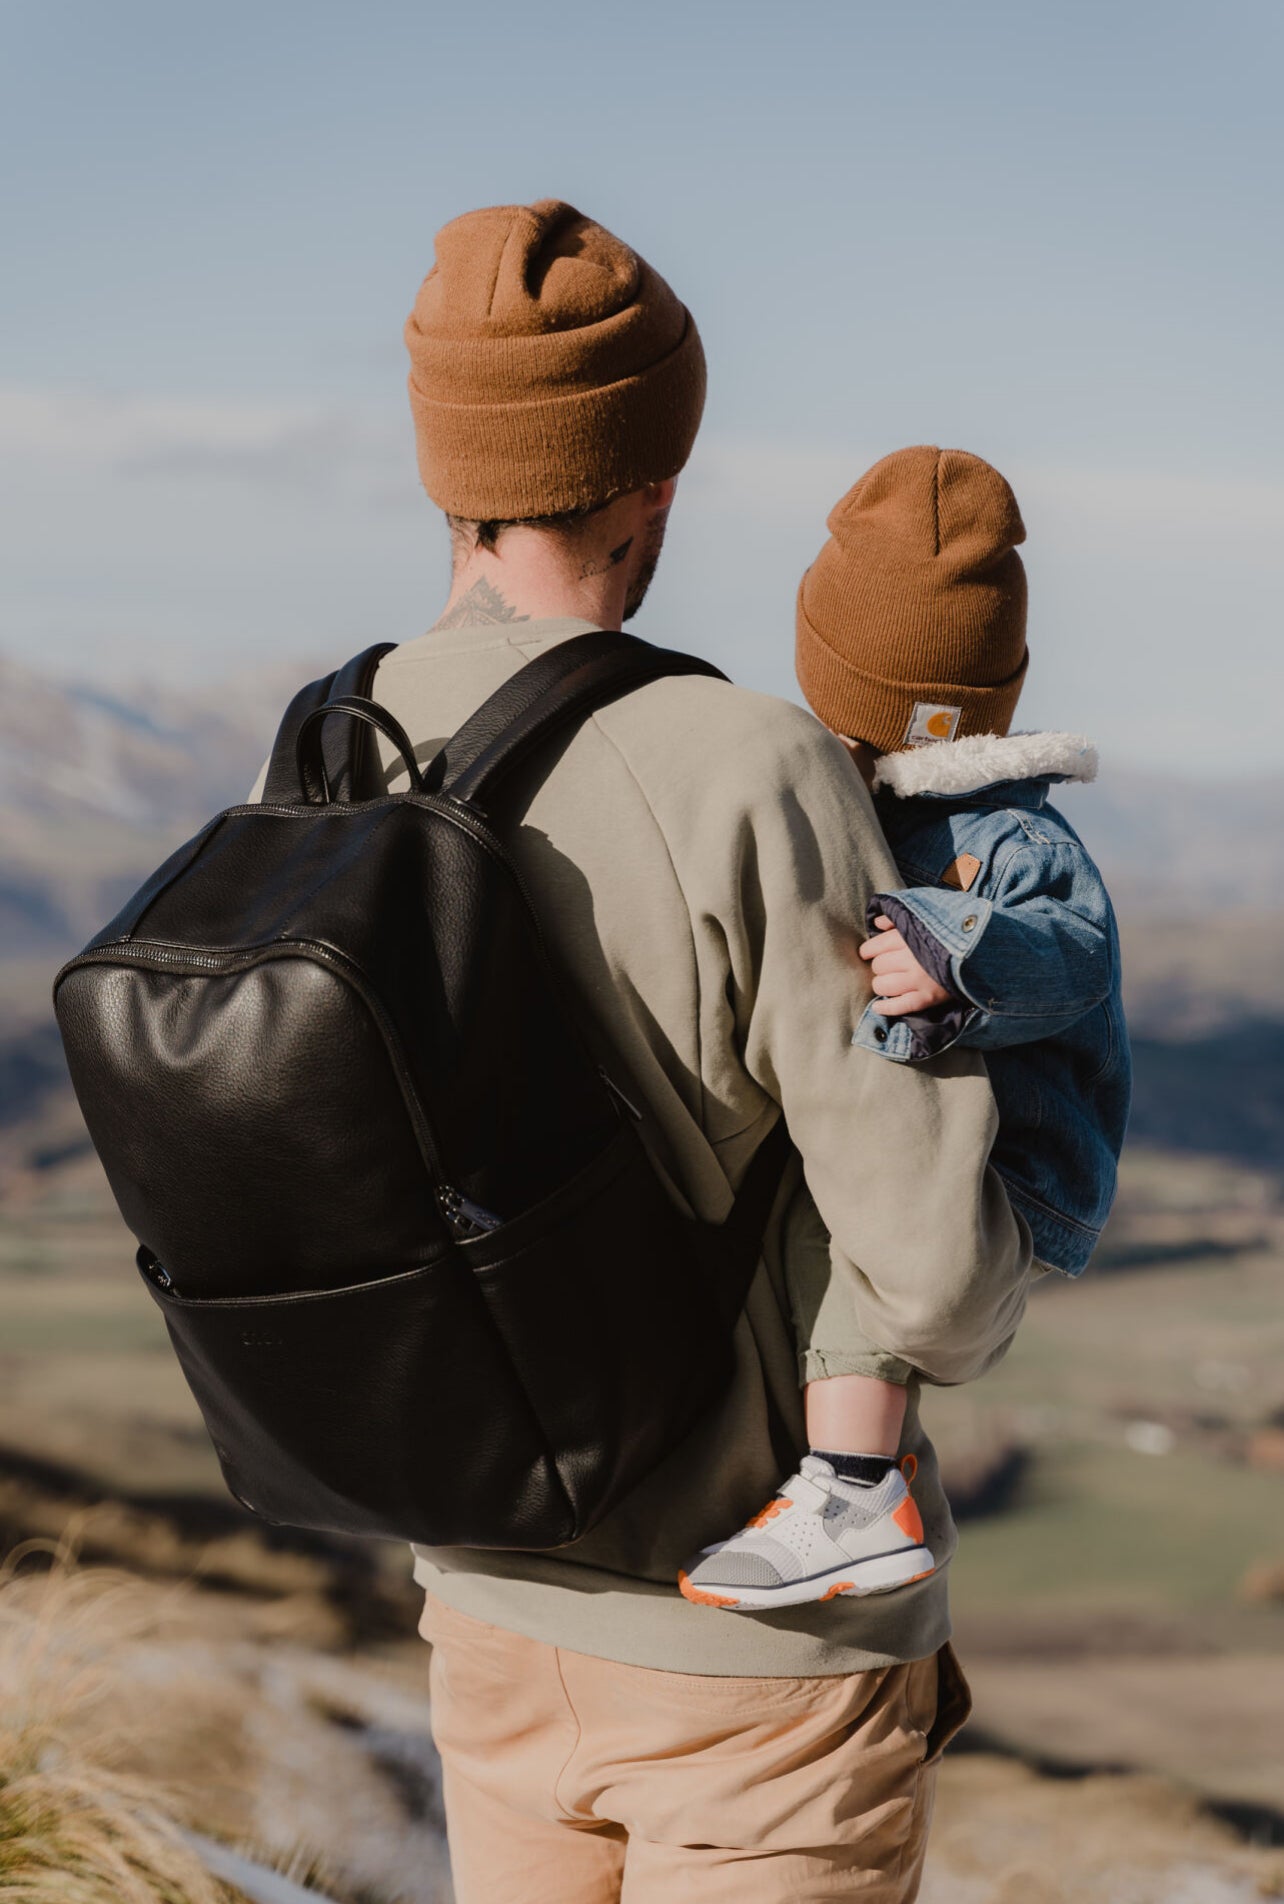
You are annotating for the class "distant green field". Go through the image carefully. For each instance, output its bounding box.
[940,1438,1284,1617]
[921,1157,1284,1641]
[3,1143,1282,1636]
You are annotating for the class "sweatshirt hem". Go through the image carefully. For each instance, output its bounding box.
[409,1547,953,1677]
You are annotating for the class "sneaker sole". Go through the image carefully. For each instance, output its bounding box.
[679,1547,936,1612]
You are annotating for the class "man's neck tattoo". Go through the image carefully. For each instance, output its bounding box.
[433,577,531,631]
[578,537,633,581]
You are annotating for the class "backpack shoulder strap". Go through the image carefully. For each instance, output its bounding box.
[714,1116,793,1325]
[430,631,727,810]
[261,642,397,802]
[431,629,785,1294]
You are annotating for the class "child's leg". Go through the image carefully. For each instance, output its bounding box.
[677,1187,934,1612]
[806,1372,907,1460]
[781,1184,911,1464]
[678,1424,933,1611]
[680,1347,932,1615]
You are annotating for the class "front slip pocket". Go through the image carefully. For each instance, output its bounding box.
[139,1244,575,1549]
[460,1126,735,1539]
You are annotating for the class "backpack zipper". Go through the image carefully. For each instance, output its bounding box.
[62,935,454,1193]
[74,944,238,973]
[213,796,566,1011]
[599,1068,642,1122]
[218,795,557,966]
[61,796,599,1241]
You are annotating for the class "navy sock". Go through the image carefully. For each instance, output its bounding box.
[813,1449,896,1485]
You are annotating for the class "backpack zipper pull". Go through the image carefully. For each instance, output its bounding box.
[144,1252,176,1292]
[437,1186,504,1239]
[599,1069,643,1122]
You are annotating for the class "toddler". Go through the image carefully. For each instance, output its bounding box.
[681,446,1131,1612]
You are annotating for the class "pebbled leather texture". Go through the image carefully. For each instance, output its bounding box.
[54,633,788,1550]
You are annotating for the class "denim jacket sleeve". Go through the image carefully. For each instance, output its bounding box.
[867,841,1115,1056]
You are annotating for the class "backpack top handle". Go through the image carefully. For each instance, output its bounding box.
[262,642,397,804]
[295,696,427,804]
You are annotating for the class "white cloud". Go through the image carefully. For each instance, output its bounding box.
[8,388,1278,554]
[0,386,305,462]
[686,434,1284,557]
[1,389,1281,770]
[0,385,411,501]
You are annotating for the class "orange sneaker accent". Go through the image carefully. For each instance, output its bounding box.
[905,1566,936,1584]
[677,1569,740,1609]
[820,1579,855,1601]
[892,1496,925,1544]
[900,1452,918,1484]
[745,1496,792,1530]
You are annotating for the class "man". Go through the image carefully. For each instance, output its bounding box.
[366,198,1031,1902]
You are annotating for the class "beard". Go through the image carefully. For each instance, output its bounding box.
[622,507,670,621]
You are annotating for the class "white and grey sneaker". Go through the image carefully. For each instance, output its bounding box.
[678,1455,935,1611]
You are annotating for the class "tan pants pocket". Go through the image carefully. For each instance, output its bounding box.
[924,1641,972,1763]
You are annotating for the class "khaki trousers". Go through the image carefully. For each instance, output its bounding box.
[419,1594,970,1903]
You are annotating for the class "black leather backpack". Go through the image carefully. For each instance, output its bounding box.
[54,632,788,1550]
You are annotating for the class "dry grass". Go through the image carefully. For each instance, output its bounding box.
[926,1754,1284,1903]
[0,1545,449,1904]
[3,1537,1283,1904]
[0,1548,246,1903]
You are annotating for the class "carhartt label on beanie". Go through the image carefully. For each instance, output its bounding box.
[405,199,706,521]
[796,447,1029,756]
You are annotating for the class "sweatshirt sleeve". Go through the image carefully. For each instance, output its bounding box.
[708,708,1032,1386]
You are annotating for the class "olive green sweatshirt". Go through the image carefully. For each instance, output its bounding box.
[283,617,1033,1676]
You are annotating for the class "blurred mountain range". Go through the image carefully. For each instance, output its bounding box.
[3,648,1282,1170]
[0,650,301,961]
[5,648,1282,943]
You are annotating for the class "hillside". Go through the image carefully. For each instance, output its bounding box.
[0,650,293,958]
[4,647,1284,1197]
[4,645,1284,1168]
[1056,769,1284,914]
[4,1555,1276,1904]
[2,1139,1281,1900]
[4,645,1284,958]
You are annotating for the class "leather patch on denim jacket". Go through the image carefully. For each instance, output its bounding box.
[940,853,982,892]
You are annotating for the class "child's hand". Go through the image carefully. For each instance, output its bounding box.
[858,916,955,1016]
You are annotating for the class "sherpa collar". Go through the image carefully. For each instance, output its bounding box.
[872,731,1098,800]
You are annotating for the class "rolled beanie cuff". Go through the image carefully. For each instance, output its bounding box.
[411,315,706,520]
[406,267,686,403]
[797,595,1029,754]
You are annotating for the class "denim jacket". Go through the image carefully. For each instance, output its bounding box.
[851,731,1131,1275]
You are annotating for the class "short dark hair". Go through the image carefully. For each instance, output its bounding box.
[446,503,602,561]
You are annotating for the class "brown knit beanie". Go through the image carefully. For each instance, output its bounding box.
[796,446,1029,755]
[404,199,706,521]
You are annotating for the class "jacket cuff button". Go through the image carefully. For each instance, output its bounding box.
[962,915,978,931]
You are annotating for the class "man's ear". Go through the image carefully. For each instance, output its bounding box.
[644,475,678,511]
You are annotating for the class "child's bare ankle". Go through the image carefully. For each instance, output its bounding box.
[805,1371,907,1459]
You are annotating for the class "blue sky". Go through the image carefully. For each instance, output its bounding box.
[3,1,1281,773]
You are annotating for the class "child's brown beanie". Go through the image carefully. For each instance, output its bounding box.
[796,446,1029,755]
[404,199,706,521]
